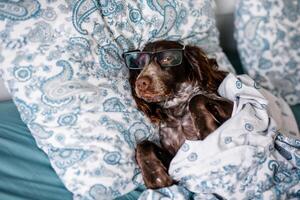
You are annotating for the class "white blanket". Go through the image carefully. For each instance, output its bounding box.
[139,73,300,200]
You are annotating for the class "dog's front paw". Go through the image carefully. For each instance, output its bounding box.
[136,141,174,189]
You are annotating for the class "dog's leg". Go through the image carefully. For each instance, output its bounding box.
[136,140,175,189]
[189,94,233,140]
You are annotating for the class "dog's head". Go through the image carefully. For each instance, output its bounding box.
[130,41,188,102]
[124,40,225,122]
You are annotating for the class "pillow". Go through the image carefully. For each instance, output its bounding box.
[234,0,300,105]
[0,0,234,199]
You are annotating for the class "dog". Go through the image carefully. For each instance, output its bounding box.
[123,40,233,189]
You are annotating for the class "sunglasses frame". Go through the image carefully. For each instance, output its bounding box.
[122,45,186,70]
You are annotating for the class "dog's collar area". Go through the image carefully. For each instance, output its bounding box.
[160,82,203,109]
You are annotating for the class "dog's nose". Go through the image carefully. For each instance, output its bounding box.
[136,76,151,91]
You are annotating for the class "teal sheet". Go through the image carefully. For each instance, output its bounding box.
[291,104,300,129]
[0,100,143,200]
[0,100,73,200]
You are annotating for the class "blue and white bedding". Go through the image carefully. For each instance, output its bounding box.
[1,1,299,199]
[0,99,144,200]
[139,74,300,200]
[0,0,234,199]
[235,0,300,105]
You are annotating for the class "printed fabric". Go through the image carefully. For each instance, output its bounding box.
[0,0,234,199]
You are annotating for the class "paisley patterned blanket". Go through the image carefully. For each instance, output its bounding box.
[139,74,300,200]
[1,0,299,199]
[0,0,234,199]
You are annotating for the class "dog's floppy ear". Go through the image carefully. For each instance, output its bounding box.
[184,45,225,92]
[129,70,165,124]
[184,45,206,82]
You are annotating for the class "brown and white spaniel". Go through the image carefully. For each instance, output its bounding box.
[123,40,233,189]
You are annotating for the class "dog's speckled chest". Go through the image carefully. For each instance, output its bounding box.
[158,84,203,155]
[159,107,199,155]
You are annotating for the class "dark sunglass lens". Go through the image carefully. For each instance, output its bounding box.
[137,53,150,68]
[157,50,182,67]
[124,53,150,69]
[125,53,141,69]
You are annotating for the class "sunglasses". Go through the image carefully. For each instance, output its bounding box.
[122,46,185,70]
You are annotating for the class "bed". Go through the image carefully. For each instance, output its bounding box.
[0,0,299,199]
